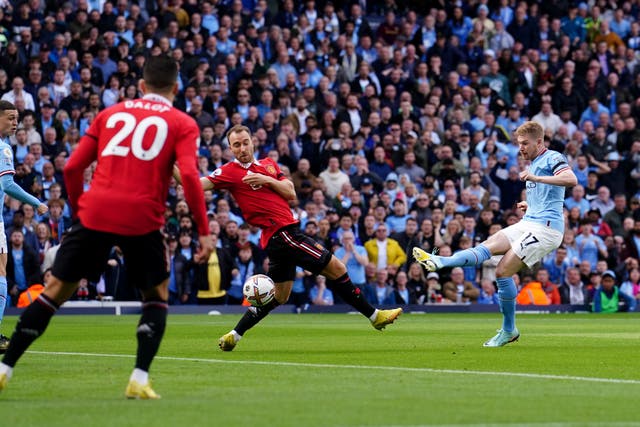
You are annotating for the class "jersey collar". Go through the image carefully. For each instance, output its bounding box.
[234,158,260,169]
[142,93,173,106]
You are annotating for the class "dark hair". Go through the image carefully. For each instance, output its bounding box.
[142,55,178,91]
[0,100,16,114]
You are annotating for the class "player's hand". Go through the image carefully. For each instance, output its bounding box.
[242,172,272,186]
[195,234,214,263]
[172,164,182,183]
[517,201,528,213]
[519,170,536,182]
[37,203,48,215]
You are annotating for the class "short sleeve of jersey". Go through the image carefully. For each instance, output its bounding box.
[207,165,233,189]
[548,152,570,175]
[0,143,15,176]
[270,159,286,180]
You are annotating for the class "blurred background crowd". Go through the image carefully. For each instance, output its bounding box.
[1,0,640,312]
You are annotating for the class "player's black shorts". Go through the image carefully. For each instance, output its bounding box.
[52,222,169,291]
[266,223,332,283]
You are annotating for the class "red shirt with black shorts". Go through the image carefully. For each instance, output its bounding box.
[207,158,331,282]
[53,94,208,286]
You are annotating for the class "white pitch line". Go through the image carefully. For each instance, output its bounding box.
[26,350,640,385]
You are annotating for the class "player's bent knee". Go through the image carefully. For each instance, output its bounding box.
[322,256,347,279]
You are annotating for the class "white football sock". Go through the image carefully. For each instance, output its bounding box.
[0,363,13,379]
[369,309,379,322]
[130,368,148,385]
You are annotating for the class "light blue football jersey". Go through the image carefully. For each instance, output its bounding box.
[522,149,570,233]
[0,137,16,211]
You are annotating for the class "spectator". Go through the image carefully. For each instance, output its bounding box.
[592,270,636,313]
[516,280,551,305]
[385,199,411,235]
[364,268,396,306]
[334,230,368,290]
[603,193,631,236]
[167,234,193,305]
[393,271,418,305]
[391,217,420,265]
[318,156,349,199]
[536,268,561,304]
[195,233,237,305]
[364,224,407,276]
[620,216,640,262]
[1,77,36,112]
[7,229,41,306]
[44,199,71,245]
[33,222,54,267]
[564,185,591,216]
[559,267,589,306]
[532,101,563,135]
[442,267,479,304]
[310,275,334,306]
[619,267,640,303]
[477,278,499,305]
[575,219,608,269]
[587,208,613,239]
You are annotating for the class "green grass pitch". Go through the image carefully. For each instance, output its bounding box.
[1,312,640,427]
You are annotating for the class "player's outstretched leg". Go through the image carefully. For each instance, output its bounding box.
[0,293,60,392]
[413,245,491,272]
[125,300,168,399]
[483,276,519,347]
[219,299,280,351]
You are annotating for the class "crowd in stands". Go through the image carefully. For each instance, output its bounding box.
[1,0,640,312]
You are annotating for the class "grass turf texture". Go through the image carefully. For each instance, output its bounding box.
[1,313,640,427]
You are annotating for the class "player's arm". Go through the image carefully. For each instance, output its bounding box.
[0,175,48,214]
[173,164,214,191]
[242,173,296,200]
[63,133,99,216]
[520,168,578,187]
[175,127,214,262]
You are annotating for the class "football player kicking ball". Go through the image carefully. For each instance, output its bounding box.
[0,56,214,398]
[174,125,402,351]
[414,121,577,347]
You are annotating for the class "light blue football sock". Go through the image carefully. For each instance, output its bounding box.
[440,244,491,268]
[0,276,7,326]
[496,277,517,332]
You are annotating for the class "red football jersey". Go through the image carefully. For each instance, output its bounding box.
[65,94,208,236]
[207,158,297,248]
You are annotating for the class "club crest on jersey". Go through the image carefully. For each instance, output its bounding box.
[266,164,276,175]
[2,148,11,159]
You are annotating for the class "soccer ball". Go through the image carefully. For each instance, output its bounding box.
[243,274,276,307]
